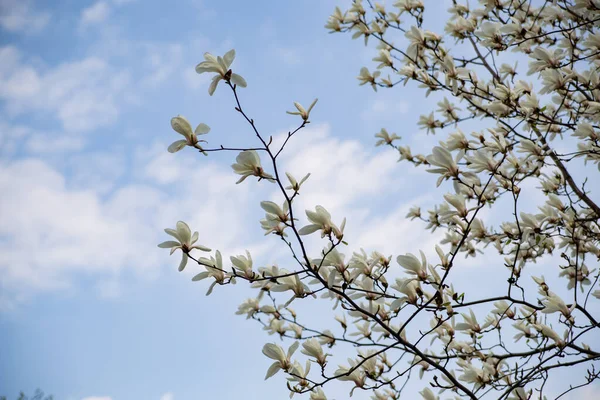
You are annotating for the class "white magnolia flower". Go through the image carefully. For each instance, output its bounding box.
[289,323,303,339]
[325,7,346,32]
[158,221,211,271]
[260,201,290,236]
[527,47,562,75]
[444,129,470,151]
[465,149,499,172]
[541,291,574,319]
[192,250,230,295]
[373,48,393,69]
[406,206,421,219]
[351,20,371,45]
[301,338,328,365]
[420,387,439,400]
[262,342,298,380]
[335,313,348,330]
[334,360,366,390]
[533,323,565,347]
[418,112,442,134]
[310,388,327,400]
[270,274,309,299]
[285,172,311,192]
[298,205,345,239]
[397,251,428,280]
[491,300,515,319]
[231,150,274,184]
[558,264,592,291]
[264,318,287,336]
[287,360,311,391]
[195,49,247,95]
[395,0,424,14]
[507,387,532,400]
[456,309,491,334]
[477,21,504,50]
[573,123,598,140]
[390,278,421,307]
[230,251,254,279]
[236,298,260,319]
[260,218,287,237]
[426,146,460,186]
[445,16,476,39]
[457,359,489,390]
[287,98,318,121]
[443,193,468,218]
[375,128,401,146]
[167,115,210,153]
[357,67,380,91]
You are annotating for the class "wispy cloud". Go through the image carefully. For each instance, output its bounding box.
[81,397,112,400]
[0,0,50,33]
[159,393,174,400]
[0,46,133,132]
[361,99,410,120]
[80,1,111,28]
[0,141,257,308]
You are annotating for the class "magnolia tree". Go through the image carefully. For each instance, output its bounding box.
[159,0,600,399]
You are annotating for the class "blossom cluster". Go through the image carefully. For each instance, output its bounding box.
[158,2,600,398]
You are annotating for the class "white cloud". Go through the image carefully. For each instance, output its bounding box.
[67,151,126,193]
[140,43,184,88]
[182,68,210,90]
[80,1,111,27]
[95,278,121,299]
[81,397,112,400]
[26,132,85,154]
[0,142,255,308]
[159,393,174,400]
[0,119,30,158]
[0,122,438,308]
[277,123,400,211]
[189,0,217,20]
[361,99,410,120]
[568,385,600,400]
[267,124,437,259]
[0,0,50,33]
[0,46,132,132]
[276,47,301,65]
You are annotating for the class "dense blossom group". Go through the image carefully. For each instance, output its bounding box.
[160,1,600,399]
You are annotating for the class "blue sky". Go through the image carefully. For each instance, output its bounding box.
[0,1,422,399]
[1,1,599,400]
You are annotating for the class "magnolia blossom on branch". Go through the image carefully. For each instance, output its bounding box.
[159,1,600,399]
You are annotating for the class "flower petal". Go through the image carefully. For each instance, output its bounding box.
[264,362,281,380]
[164,228,181,241]
[230,73,247,88]
[191,244,212,252]
[176,221,192,244]
[158,240,180,248]
[205,280,217,296]
[168,139,187,153]
[260,201,281,215]
[178,253,188,272]
[171,116,193,138]
[298,224,320,235]
[208,75,221,96]
[195,123,211,135]
[192,271,210,281]
[223,49,235,68]
[306,98,318,114]
[287,341,300,358]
